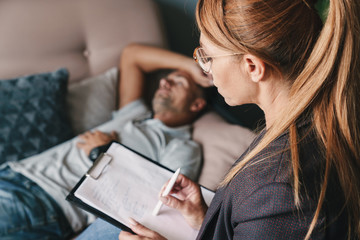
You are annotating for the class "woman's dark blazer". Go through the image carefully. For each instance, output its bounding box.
[197,120,348,240]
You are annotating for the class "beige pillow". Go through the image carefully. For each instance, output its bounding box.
[67,67,118,135]
[193,111,257,191]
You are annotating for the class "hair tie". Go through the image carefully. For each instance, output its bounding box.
[314,0,329,23]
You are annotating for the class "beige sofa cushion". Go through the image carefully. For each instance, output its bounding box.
[194,112,256,190]
[0,0,166,82]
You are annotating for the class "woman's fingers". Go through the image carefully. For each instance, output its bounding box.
[160,195,183,211]
[129,218,153,237]
[127,218,165,240]
[119,231,137,240]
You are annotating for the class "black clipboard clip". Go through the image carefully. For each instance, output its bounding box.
[86,153,113,179]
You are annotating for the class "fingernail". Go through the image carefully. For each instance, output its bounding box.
[128,217,138,226]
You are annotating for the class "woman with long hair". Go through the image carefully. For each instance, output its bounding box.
[119,0,360,239]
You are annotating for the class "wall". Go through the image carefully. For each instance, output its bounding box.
[153,0,198,56]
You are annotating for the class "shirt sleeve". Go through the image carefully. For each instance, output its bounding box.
[159,139,202,181]
[112,99,149,122]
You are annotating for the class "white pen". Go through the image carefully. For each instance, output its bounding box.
[152,168,181,216]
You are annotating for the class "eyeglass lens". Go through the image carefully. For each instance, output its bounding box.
[195,48,212,73]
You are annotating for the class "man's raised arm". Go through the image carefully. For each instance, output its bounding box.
[117,43,210,108]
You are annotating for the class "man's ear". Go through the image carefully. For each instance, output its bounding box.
[190,98,207,112]
[243,54,266,83]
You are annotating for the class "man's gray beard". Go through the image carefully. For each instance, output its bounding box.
[152,97,179,115]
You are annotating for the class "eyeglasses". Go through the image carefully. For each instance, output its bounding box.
[193,46,242,73]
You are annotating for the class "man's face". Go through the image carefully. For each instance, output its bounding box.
[152,71,201,115]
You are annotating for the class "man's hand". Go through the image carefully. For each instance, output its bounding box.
[119,218,166,240]
[76,130,119,156]
[188,63,214,87]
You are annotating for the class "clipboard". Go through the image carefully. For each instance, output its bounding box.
[66,142,215,240]
[66,150,134,233]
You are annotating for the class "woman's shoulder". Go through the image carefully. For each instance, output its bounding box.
[227,138,292,201]
[227,119,323,201]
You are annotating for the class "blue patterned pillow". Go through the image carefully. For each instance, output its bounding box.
[0,68,74,164]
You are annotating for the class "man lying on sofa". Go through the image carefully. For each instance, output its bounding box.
[0,43,211,239]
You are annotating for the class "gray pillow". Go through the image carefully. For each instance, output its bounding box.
[66,67,118,135]
[0,68,73,164]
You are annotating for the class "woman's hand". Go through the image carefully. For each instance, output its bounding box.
[119,175,207,239]
[119,218,166,240]
[76,130,118,156]
[159,174,208,230]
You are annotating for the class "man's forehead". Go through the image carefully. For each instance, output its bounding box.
[167,71,194,83]
[165,70,203,98]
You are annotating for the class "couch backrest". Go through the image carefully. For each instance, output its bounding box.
[0,0,167,83]
[0,0,257,191]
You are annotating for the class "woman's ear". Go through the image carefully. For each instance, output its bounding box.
[243,54,266,83]
[190,98,207,112]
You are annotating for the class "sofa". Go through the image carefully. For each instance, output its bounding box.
[0,0,257,233]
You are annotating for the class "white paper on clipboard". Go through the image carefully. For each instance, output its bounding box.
[73,142,215,240]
